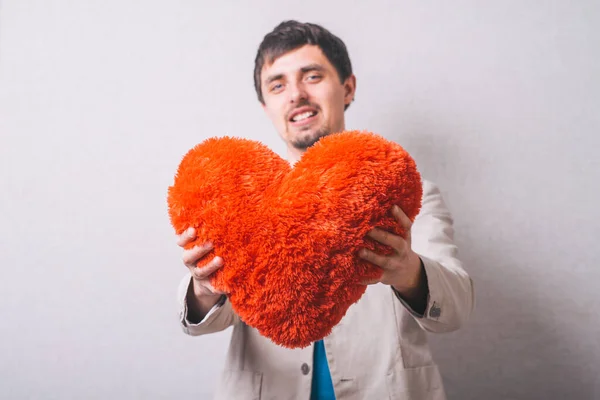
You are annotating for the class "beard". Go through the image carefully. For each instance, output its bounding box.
[289,124,331,150]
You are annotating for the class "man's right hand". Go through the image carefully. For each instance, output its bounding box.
[177,227,226,322]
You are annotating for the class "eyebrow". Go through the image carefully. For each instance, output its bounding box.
[300,64,326,74]
[264,64,326,86]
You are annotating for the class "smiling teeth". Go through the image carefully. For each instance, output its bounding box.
[293,111,316,122]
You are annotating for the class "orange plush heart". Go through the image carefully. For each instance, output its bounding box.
[168,131,422,348]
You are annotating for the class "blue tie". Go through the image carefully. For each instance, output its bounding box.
[310,340,336,400]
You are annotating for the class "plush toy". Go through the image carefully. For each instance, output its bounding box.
[167,130,422,348]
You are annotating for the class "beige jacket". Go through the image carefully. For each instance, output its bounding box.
[177,180,474,400]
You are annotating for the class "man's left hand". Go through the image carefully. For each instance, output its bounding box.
[358,205,427,302]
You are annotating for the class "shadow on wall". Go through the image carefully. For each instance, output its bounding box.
[388,118,596,400]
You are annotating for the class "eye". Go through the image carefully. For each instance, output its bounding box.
[306,74,322,82]
[270,83,284,93]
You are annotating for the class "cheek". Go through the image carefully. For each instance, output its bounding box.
[265,101,286,125]
[323,89,345,120]
[321,85,345,109]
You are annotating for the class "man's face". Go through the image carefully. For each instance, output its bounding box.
[260,45,356,151]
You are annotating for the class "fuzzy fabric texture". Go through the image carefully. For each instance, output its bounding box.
[168,130,422,348]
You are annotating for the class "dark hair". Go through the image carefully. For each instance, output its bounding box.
[253,20,353,108]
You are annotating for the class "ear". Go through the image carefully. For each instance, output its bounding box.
[343,74,357,107]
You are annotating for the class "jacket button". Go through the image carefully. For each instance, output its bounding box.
[429,302,442,318]
[301,363,310,375]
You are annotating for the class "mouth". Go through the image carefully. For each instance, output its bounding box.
[288,107,319,127]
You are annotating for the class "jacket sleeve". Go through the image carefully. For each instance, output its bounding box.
[393,180,475,333]
[177,273,239,336]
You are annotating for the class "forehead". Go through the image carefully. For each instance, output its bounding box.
[261,45,335,83]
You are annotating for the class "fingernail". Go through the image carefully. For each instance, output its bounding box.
[186,227,195,236]
[393,205,400,213]
[214,256,223,266]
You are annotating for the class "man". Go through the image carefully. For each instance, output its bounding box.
[176,20,474,400]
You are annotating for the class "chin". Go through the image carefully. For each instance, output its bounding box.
[290,130,331,150]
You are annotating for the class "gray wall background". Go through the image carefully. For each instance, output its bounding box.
[1,1,599,399]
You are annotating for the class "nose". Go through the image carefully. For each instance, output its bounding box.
[289,81,308,104]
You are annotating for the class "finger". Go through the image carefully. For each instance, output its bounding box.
[182,242,213,267]
[177,227,196,247]
[359,248,393,270]
[392,205,412,240]
[367,227,404,252]
[190,256,224,280]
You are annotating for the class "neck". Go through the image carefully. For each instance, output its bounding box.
[286,146,305,165]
